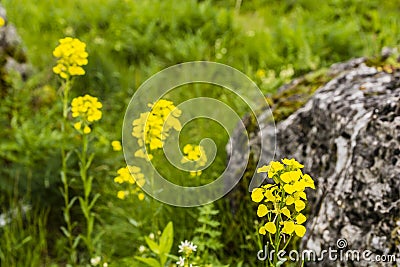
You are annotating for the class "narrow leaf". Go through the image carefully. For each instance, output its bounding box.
[134,256,161,267]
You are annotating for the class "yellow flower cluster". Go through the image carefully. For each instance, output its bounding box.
[132,99,182,160]
[252,158,315,238]
[181,144,207,177]
[111,140,122,151]
[114,166,145,201]
[0,17,5,28]
[53,37,88,79]
[71,94,102,134]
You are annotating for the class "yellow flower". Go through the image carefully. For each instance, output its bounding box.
[256,69,266,79]
[0,17,5,28]
[259,222,277,235]
[281,207,291,218]
[282,158,304,169]
[280,170,301,183]
[281,170,307,195]
[302,174,316,189]
[251,188,264,203]
[282,221,306,237]
[286,191,307,205]
[282,221,295,234]
[134,149,153,161]
[132,99,182,152]
[264,222,277,234]
[264,187,277,202]
[114,166,146,200]
[181,144,207,176]
[71,94,102,134]
[258,161,284,178]
[189,170,202,177]
[71,94,102,122]
[53,37,88,79]
[83,125,91,134]
[117,190,127,200]
[257,204,269,217]
[294,199,306,212]
[254,159,314,242]
[257,165,270,173]
[111,140,122,151]
[73,122,82,130]
[114,166,144,185]
[296,213,307,224]
[138,192,145,201]
[270,161,284,172]
[259,226,267,235]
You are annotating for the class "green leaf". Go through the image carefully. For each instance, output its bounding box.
[60,226,70,238]
[88,193,100,210]
[159,221,173,253]
[86,153,95,170]
[159,221,173,266]
[134,256,161,267]
[277,258,287,267]
[78,197,89,219]
[145,237,160,254]
[128,218,140,227]
[72,235,81,249]
[68,196,78,209]
[14,236,32,250]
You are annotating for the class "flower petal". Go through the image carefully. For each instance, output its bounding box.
[251,188,265,203]
[257,165,270,173]
[257,204,269,217]
[259,226,266,235]
[281,207,291,218]
[296,213,307,224]
[294,225,306,237]
[282,221,295,234]
[265,222,277,234]
[295,200,306,212]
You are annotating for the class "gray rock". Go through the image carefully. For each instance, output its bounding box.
[0,3,29,88]
[228,57,400,266]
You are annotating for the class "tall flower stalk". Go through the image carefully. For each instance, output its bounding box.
[60,77,77,263]
[54,37,88,264]
[53,37,105,263]
[71,94,102,256]
[252,158,315,267]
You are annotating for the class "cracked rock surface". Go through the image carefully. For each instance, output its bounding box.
[228,57,400,266]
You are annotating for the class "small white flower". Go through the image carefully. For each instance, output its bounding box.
[138,245,146,253]
[178,240,197,254]
[90,256,101,266]
[176,256,185,266]
[149,233,155,239]
[103,263,108,267]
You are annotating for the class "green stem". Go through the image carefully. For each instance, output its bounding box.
[149,165,159,234]
[283,233,293,248]
[80,132,94,256]
[272,214,281,266]
[60,78,77,264]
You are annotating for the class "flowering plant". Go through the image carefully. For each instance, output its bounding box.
[252,158,315,266]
